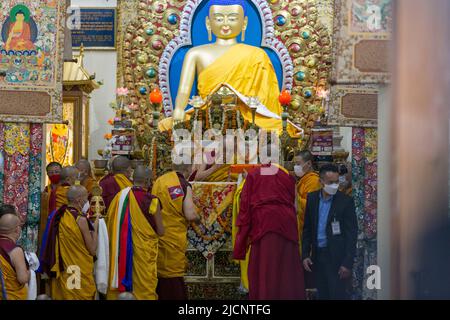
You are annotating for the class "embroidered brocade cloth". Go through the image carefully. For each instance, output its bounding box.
[188,182,237,258]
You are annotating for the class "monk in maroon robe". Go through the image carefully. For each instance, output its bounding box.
[99,156,133,212]
[233,163,305,300]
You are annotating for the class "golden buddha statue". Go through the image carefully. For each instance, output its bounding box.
[158,0,300,137]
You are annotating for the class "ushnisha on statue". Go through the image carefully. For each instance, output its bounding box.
[157,0,302,137]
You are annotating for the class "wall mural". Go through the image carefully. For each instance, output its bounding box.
[0,0,65,123]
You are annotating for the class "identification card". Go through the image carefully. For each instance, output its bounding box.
[331,220,341,235]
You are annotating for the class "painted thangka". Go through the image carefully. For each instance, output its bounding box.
[351,127,377,300]
[0,122,43,253]
[0,0,65,123]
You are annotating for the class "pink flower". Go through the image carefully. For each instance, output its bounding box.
[116,87,129,96]
[128,103,138,111]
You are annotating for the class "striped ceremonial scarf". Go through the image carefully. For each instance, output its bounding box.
[111,188,133,292]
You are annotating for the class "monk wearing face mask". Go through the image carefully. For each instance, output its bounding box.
[293,150,321,255]
[39,162,63,252]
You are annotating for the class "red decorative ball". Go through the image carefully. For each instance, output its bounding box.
[150,88,163,104]
[279,90,292,106]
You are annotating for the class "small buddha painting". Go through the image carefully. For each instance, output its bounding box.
[0,0,60,86]
[1,4,38,53]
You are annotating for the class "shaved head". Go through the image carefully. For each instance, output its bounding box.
[112,156,131,174]
[67,185,88,203]
[75,159,92,181]
[0,213,20,235]
[61,166,79,185]
[133,165,152,184]
[75,159,91,172]
[295,150,314,163]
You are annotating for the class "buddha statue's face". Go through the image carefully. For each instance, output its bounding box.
[206,5,248,40]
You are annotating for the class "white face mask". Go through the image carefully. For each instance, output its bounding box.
[81,201,90,214]
[294,165,305,177]
[323,183,339,195]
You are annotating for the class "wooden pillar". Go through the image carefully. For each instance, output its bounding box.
[390,0,450,299]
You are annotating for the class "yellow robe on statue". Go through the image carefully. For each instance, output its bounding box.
[159,44,300,136]
[152,171,188,278]
[296,171,321,255]
[231,178,250,290]
[0,255,28,300]
[51,208,96,300]
[106,188,160,300]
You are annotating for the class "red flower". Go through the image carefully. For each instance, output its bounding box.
[149,88,163,104]
[279,90,292,106]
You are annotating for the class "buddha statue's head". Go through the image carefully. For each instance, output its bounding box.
[206,0,248,41]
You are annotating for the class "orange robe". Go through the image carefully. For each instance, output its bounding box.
[82,176,96,196]
[6,22,35,51]
[296,171,321,254]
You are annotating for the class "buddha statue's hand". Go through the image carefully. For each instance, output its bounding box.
[173,108,186,123]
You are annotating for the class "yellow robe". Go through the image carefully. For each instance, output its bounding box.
[296,171,321,254]
[0,255,28,300]
[51,208,96,300]
[152,171,188,278]
[159,44,300,136]
[113,174,133,190]
[106,189,160,300]
[82,176,97,195]
[231,179,250,290]
[55,185,69,209]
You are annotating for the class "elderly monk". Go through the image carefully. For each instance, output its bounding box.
[99,156,133,212]
[233,145,305,300]
[75,159,96,197]
[107,166,164,300]
[152,163,200,300]
[293,150,321,254]
[0,208,30,300]
[40,186,98,300]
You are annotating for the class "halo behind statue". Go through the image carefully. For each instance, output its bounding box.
[10,4,31,22]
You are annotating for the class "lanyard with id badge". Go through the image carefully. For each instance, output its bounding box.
[331,217,341,236]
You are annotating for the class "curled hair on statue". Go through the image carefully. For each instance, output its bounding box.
[207,0,247,15]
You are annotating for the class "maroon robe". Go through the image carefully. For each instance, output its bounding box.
[233,164,305,300]
[99,173,131,212]
[131,186,158,232]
